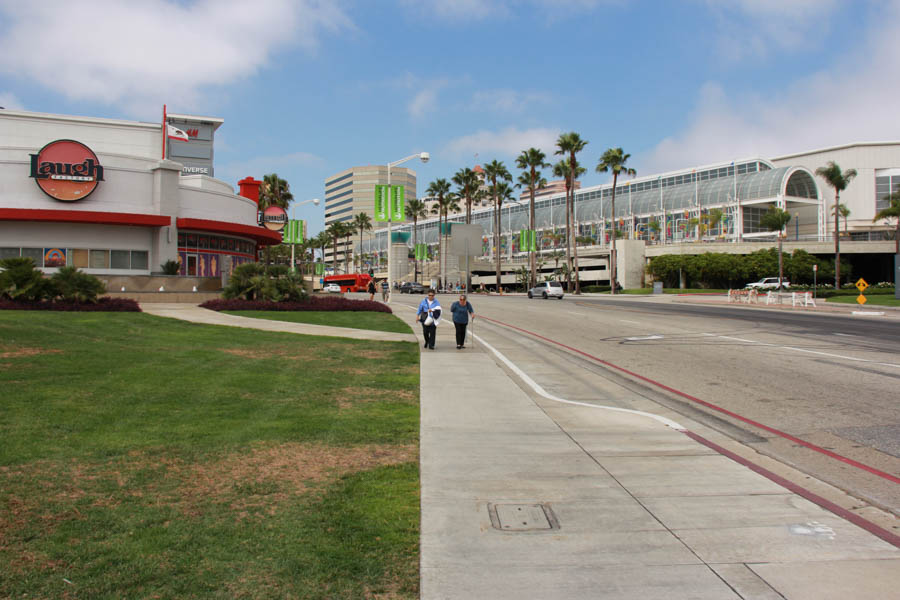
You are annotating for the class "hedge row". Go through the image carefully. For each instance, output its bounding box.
[200,296,392,314]
[0,297,141,312]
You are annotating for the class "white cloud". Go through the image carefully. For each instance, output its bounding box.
[404,77,451,119]
[0,0,352,117]
[471,89,553,114]
[642,1,900,174]
[399,0,611,21]
[703,0,842,61]
[444,126,561,160]
[0,91,24,110]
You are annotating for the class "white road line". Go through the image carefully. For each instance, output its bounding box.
[474,333,685,431]
[625,335,664,341]
[619,319,641,325]
[702,333,900,369]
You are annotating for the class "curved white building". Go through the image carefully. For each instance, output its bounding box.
[0,109,281,277]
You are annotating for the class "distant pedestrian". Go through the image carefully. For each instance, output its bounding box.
[450,294,474,349]
[416,289,442,350]
[366,278,376,301]
[381,279,389,302]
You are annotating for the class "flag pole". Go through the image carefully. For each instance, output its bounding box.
[161,104,167,159]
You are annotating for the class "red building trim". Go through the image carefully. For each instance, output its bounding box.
[0,208,171,227]
[176,218,283,245]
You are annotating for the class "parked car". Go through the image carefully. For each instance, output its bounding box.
[745,277,790,290]
[400,281,425,294]
[528,281,565,299]
[323,283,342,293]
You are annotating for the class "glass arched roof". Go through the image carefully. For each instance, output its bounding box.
[364,163,820,248]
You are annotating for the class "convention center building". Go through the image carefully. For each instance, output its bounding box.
[0,108,281,277]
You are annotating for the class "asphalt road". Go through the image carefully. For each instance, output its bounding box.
[391,292,900,519]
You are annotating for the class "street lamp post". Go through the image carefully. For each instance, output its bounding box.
[289,198,320,272]
[795,211,800,241]
[387,152,429,302]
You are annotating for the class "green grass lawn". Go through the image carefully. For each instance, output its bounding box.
[0,312,419,599]
[224,310,413,334]
[825,294,900,307]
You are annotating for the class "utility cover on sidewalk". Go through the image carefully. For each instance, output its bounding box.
[488,503,559,531]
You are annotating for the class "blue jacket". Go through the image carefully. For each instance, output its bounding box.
[450,301,474,324]
[416,297,442,322]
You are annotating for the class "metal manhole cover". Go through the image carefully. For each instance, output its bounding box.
[488,503,559,531]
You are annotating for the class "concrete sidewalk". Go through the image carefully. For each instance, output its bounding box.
[140,303,418,343]
[412,313,900,599]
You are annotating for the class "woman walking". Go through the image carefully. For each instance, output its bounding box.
[416,289,442,350]
[450,294,475,349]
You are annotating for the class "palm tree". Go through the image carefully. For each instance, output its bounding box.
[483,160,512,291]
[832,203,851,235]
[815,161,857,288]
[760,207,792,290]
[552,160,584,290]
[555,132,588,293]
[596,148,636,294]
[706,208,724,237]
[452,167,483,225]
[314,230,330,275]
[343,224,354,274]
[353,212,373,273]
[326,222,347,273]
[516,147,550,289]
[874,191,900,255]
[405,198,428,283]
[426,179,453,289]
[258,173,293,266]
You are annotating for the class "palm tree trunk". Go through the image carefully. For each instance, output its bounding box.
[778,234,784,290]
[610,173,618,295]
[572,198,581,294]
[495,202,501,291]
[565,187,572,291]
[834,194,841,288]
[529,186,536,289]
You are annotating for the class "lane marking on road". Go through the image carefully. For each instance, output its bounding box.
[625,335,664,341]
[703,333,900,369]
[474,334,686,431]
[477,315,900,486]
[619,319,641,325]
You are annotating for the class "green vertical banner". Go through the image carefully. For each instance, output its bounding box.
[519,229,536,251]
[415,243,429,260]
[374,185,388,222]
[315,262,325,275]
[391,185,405,221]
[282,219,307,244]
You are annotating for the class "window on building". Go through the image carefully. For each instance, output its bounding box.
[110,250,130,269]
[0,248,19,260]
[131,251,149,270]
[22,248,43,266]
[876,175,900,212]
[71,249,89,268]
[90,249,109,269]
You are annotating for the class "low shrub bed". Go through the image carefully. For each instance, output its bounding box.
[0,297,141,311]
[201,296,392,313]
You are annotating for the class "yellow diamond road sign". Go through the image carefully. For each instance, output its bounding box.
[857,294,867,305]
[855,278,869,292]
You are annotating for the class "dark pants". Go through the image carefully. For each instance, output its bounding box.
[454,322,467,347]
[422,323,436,348]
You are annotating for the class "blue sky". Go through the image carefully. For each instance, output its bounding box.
[2,0,897,234]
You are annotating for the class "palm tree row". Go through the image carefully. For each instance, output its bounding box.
[412,134,637,293]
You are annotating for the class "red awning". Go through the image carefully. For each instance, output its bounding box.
[0,208,171,227]
[176,218,283,245]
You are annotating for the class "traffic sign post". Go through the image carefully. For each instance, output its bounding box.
[855,277,868,305]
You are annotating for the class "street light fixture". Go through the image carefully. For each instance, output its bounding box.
[386,152,429,302]
[290,197,320,272]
